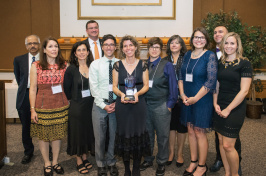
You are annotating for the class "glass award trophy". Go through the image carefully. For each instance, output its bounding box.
[124,75,136,101]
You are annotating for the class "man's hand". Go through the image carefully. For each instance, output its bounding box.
[104,104,115,113]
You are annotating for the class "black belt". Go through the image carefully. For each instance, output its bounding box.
[103,99,116,103]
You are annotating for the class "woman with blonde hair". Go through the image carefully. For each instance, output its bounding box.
[213,32,252,176]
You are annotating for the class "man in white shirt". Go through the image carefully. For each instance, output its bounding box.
[13,35,40,164]
[89,34,119,176]
[84,20,103,60]
[210,26,242,176]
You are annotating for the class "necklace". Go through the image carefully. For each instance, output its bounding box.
[192,50,204,58]
[222,58,237,69]
[125,58,136,66]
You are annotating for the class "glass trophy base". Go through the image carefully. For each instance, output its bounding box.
[124,95,135,101]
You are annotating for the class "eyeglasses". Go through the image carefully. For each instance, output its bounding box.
[193,36,206,41]
[103,43,115,47]
[149,46,161,50]
[26,42,39,46]
[87,27,99,30]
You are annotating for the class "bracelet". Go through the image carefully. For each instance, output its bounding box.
[30,107,35,110]
[180,93,185,98]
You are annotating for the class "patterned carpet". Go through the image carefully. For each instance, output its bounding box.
[0,116,265,176]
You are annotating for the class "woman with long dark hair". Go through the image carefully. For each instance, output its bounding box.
[64,41,94,174]
[30,37,68,176]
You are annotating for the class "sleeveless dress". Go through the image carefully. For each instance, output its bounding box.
[64,65,94,155]
[179,50,218,131]
[213,59,252,138]
[113,60,151,160]
[30,61,69,141]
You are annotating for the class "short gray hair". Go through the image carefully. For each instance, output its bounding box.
[25,35,40,45]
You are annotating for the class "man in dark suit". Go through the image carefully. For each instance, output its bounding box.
[13,35,40,164]
[210,26,242,175]
[84,20,103,60]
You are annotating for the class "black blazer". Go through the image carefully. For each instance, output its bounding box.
[212,48,219,61]
[83,37,104,59]
[13,53,29,110]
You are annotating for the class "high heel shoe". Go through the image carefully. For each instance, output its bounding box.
[183,160,198,176]
[193,164,208,176]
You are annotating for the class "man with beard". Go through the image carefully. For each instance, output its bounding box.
[13,35,40,164]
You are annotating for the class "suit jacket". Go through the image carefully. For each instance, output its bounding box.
[13,53,29,110]
[83,37,104,59]
[212,48,219,61]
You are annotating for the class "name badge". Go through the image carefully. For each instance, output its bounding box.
[81,89,91,98]
[149,80,153,88]
[186,74,193,82]
[109,84,113,91]
[51,84,62,94]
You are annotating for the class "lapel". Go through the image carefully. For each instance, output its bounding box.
[24,53,29,81]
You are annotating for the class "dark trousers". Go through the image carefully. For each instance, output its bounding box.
[17,89,34,155]
[215,132,242,162]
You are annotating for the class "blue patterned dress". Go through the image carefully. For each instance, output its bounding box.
[179,50,218,131]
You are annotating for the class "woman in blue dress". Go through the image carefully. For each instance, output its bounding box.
[178,27,218,176]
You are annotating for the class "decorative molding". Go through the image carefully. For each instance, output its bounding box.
[0,69,13,72]
[77,0,175,20]
[91,0,162,6]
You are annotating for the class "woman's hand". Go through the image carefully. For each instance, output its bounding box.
[31,110,38,123]
[214,104,222,115]
[186,96,198,105]
[131,92,139,104]
[181,95,189,106]
[220,108,231,118]
[121,93,129,104]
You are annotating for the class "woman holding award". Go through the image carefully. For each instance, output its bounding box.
[113,35,151,176]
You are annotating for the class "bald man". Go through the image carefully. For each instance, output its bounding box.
[14,35,40,164]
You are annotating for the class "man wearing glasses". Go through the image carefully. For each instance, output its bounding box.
[89,34,119,176]
[13,35,40,164]
[140,37,178,176]
[84,20,103,60]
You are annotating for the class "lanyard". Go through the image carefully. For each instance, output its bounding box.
[80,72,89,91]
[150,58,161,81]
[185,55,201,75]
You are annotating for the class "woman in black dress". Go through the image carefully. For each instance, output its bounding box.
[213,32,252,176]
[163,35,188,167]
[113,35,150,176]
[64,41,94,174]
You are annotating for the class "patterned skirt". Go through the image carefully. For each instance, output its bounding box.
[31,105,69,141]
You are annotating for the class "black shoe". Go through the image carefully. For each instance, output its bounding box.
[98,166,107,176]
[156,164,165,176]
[238,164,242,176]
[192,164,208,176]
[52,163,64,174]
[183,160,198,176]
[165,160,172,166]
[21,154,33,164]
[140,161,153,171]
[209,159,223,172]
[108,165,119,176]
[176,161,184,168]
[44,165,53,176]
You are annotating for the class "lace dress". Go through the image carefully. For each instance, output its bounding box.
[113,60,151,160]
[213,59,252,138]
[179,50,218,131]
[31,61,69,141]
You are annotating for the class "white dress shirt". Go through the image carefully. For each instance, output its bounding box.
[89,56,119,109]
[28,53,39,88]
[88,38,102,60]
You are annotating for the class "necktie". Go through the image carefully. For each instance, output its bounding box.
[32,56,35,64]
[108,60,113,102]
[216,48,220,52]
[94,41,100,60]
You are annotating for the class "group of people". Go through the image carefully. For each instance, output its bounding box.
[14,20,252,176]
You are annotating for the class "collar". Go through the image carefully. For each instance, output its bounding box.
[29,52,40,59]
[148,56,161,66]
[88,38,100,45]
[102,56,116,63]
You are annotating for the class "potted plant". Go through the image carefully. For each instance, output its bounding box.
[201,10,266,119]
